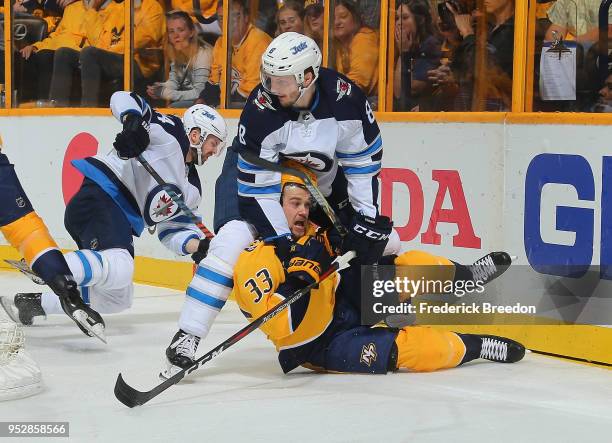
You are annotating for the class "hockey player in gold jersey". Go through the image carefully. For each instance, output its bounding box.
[233,164,525,374]
[0,138,105,342]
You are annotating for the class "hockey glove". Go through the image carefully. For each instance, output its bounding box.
[285,236,333,288]
[191,238,211,264]
[343,213,393,265]
[113,112,150,159]
[267,234,295,264]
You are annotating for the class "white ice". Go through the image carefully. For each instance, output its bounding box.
[0,270,611,443]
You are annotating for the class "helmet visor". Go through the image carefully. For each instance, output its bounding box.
[260,69,299,96]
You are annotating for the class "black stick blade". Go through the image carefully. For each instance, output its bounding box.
[114,373,150,408]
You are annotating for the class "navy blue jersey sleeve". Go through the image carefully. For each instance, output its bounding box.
[331,72,382,218]
[236,89,290,239]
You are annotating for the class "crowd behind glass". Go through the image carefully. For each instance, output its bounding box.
[2,0,612,112]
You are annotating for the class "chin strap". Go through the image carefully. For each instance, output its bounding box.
[293,81,317,108]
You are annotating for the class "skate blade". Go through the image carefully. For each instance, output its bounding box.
[159,360,182,381]
[0,297,19,323]
[72,310,107,344]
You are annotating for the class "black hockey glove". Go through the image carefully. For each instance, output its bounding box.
[268,235,332,288]
[267,234,295,263]
[191,238,211,264]
[113,112,150,159]
[285,237,333,288]
[342,213,393,265]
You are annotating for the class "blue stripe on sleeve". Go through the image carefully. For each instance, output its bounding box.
[238,183,281,195]
[336,136,382,159]
[181,234,199,255]
[238,156,266,171]
[342,164,381,175]
[158,227,187,241]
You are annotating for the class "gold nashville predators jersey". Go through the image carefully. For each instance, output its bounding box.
[232,237,338,352]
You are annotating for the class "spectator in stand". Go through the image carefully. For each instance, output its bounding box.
[48,0,164,107]
[592,69,612,112]
[304,0,324,49]
[147,10,213,108]
[333,0,379,101]
[545,0,612,44]
[427,0,514,111]
[170,0,220,36]
[276,0,305,35]
[393,0,442,111]
[17,0,88,104]
[197,0,272,107]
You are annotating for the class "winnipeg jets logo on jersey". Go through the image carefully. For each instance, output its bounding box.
[336,78,352,101]
[360,343,377,367]
[144,184,182,226]
[281,151,333,172]
[254,90,276,111]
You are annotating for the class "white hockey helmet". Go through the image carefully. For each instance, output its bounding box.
[183,104,227,165]
[260,32,322,100]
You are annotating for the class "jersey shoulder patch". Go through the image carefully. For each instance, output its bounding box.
[316,68,366,122]
[239,88,287,148]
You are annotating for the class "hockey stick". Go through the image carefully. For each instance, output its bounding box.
[238,149,348,237]
[2,259,107,343]
[4,259,45,285]
[136,154,214,239]
[114,250,356,408]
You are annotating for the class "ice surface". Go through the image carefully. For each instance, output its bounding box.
[0,271,610,443]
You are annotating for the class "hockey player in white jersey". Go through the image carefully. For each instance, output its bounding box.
[161,32,406,377]
[2,92,227,336]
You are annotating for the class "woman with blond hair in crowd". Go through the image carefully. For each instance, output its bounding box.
[147,10,213,108]
[276,0,305,35]
[333,0,379,102]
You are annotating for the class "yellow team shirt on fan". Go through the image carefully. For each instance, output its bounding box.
[84,0,164,78]
[335,27,379,96]
[209,24,272,97]
[171,0,217,22]
[33,1,89,52]
[232,239,337,351]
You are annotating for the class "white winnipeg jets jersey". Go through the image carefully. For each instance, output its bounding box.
[236,68,383,238]
[72,91,204,255]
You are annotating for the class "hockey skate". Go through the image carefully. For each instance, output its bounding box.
[160,329,200,380]
[469,251,513,285]
[478,335,525,363]
[0,293,45,325]
[48,275,107,344]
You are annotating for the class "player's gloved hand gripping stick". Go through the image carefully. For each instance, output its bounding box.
[113,250,356,407]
